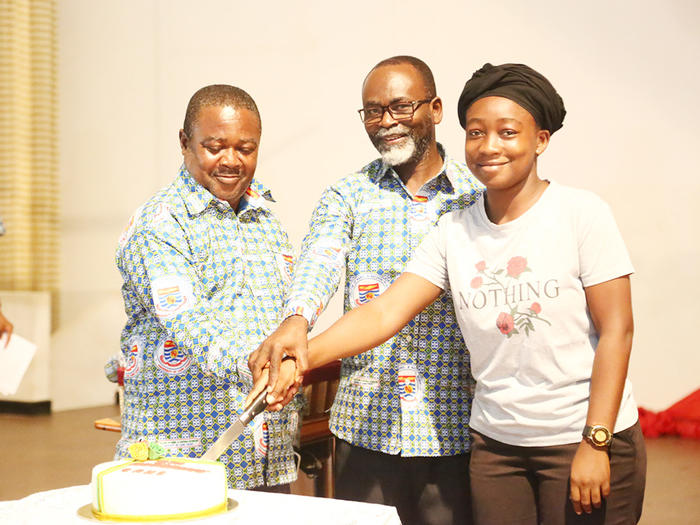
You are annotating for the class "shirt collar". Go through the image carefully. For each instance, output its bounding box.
[176,165,275,216]
[369,143,457,191]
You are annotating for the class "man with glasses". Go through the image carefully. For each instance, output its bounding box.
[250,56,482,524]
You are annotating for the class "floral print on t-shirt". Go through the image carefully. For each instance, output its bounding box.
[470,256,552,338]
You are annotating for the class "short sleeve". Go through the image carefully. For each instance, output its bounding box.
[405,218,450,291]
[578,195,634,287]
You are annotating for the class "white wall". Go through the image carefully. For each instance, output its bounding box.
[54,0,700,411]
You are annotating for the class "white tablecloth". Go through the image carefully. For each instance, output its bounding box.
[0,485,402,525]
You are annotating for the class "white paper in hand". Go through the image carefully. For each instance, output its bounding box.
[0,333,37,395]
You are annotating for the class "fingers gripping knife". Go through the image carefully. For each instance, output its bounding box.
[201,390,269,461]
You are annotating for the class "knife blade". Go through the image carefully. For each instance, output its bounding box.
[200,389,269,461]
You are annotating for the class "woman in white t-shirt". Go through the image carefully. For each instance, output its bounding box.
[255,63,646,525]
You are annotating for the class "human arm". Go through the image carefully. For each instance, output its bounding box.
[249,272,443,407]
[248,186,354,391]
[120,228,257,381]
[307,273,443,368]
[569,276,633,515]
[0,305,12,348]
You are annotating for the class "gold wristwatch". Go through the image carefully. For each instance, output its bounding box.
[582,424,613,448]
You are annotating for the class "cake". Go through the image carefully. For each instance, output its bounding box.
[90,457,228,521]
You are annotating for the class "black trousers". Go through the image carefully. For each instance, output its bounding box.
[469,422,646,525]
[335,439,473,525]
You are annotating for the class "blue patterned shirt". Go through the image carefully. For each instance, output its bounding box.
[115,166,299,488]
[285,146,483,456]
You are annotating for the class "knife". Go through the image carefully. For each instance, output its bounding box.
[200,389,269,461]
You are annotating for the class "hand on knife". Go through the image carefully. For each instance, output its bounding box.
[246,355,299,411]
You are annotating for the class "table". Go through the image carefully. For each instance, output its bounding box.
[0,485,401,524]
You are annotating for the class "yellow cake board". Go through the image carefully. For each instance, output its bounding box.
[76,498,238,523]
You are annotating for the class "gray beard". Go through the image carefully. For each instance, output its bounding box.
[374,124,432,167]
[379,138,417,166]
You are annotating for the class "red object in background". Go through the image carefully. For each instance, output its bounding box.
[638,388,700,439]
[117,366,124,387]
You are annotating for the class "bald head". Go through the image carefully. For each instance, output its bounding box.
[183,84,260,137]
[365,56,436,99]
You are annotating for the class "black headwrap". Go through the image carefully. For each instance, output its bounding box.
[457,63,566,134]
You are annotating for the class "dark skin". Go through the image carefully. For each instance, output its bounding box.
[465,96,631,515]
[0,308,12,347]
[361,63,444,193]
[464,96,550,223]
[247,62,444,401]
[252,95,635,517]
[179,105,261,212]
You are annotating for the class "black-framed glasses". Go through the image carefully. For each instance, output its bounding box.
[358,98,433,124]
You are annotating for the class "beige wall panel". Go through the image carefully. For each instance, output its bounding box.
[54,0,700,411]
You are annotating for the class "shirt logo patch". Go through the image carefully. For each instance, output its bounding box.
[409,201,428,222]
[151,202,170,224]
[398,373,417,402]
[358,283,380,303]
[398,365,423,411]
[117,207,142,249]
[350,273,390,306]
[276,253,294,285]
[310,242,345,267]
[254,419,269,458]
[151,276,194,319]
[155,339,191,375]
[123,338,143,379]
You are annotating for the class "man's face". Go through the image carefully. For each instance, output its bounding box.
[179,105,261,210]
[362,64,439,166]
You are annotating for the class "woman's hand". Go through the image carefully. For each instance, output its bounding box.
[246,356,298,411]
[569,440,611,515]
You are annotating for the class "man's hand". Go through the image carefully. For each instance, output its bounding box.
[0,309,13,348]
[569,440,611,515]
[248,315,309,398]
[246,357,298,411]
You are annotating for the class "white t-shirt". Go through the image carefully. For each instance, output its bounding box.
[406,181,638,446]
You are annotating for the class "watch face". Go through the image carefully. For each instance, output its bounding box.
[593,429,608,444]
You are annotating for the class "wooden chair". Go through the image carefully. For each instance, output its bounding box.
[94,360,342,497]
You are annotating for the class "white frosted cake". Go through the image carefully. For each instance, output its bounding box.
[91,458,228,521]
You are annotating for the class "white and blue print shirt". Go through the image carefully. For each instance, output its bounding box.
[285,146,483,456]
[115,166,299,488]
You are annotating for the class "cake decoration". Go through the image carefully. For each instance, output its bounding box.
[127,442,149,461]
[148,442,166,460]
[127,440,166,461]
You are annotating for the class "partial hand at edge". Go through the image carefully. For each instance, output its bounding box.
[248,315,309,397]
[0,310,13,348]
[569,440,611,515]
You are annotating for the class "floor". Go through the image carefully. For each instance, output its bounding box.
[1,405,699,523]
